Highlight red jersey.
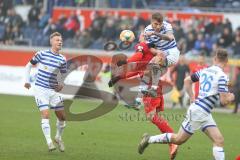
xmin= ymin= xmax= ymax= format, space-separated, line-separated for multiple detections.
xmin=123 ymin=42 xmax=154 ymax=79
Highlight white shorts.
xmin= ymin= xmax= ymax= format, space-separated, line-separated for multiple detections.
xmin=164 ymin=47 xmax=180 ymax=66
xmin=181 ymin=103 xmax=217 ymax=134
xmin=34 ymin=86 xmax=64 ymax=111
xmin=149 ymin=47 xmax=180 ymax=67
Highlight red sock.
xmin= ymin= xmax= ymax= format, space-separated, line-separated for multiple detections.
xmin=151 ymin=113 xmax=174 ymax=133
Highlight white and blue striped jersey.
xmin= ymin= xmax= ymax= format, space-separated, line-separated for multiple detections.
xmin=144 ymin=21 xmax=177 ymax=51
xmin=31 ymin=50 xmax=67 ymax=89
xmin=191 ymin=65 xmax=229 ymax=113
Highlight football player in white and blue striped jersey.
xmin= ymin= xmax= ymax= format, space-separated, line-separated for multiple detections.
xmin=138 ymin=49 xmax=235 ymax=160
xmin=24 ymin=32 xmax=67 ymax=152
xmin=141 ymin=12 xmax=180 ymax=97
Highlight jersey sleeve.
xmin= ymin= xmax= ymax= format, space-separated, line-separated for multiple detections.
xmin=30 ymin=51 xmax=42 ymax=65
xmin=191 ymin=71 xmax=200 ymax=82
xmin=218 ymin=75 xmax=229 ymax=93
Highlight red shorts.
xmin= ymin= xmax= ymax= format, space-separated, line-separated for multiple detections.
xmin=143 ymin=95 xmax=164 ymax=114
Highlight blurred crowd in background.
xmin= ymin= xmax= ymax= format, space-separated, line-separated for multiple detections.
xmin=5 ymin=0 xmax=239 ymax=11
xmin=0 ymin=0 xmax=240 ymax=58
xmin=0 ymin=0 xmax=239 ymax=61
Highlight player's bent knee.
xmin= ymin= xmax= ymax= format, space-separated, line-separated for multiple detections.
xmin=146 ymin=111 xmax=156 ymax=121
xmin=58 ymin=117 xmax=66 ymax=121
xmin=146 ymin=115 xmax=153 ymax=121
xmin=58 ymin=115 xmax=66 ymax=121
xmin=41 ymin=110 xmax=50 ymax=119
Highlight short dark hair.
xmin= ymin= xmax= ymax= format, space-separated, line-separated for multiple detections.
xmin=152 ymin=12 xmax=163 ymax=23
xmin=50 ymin=32 xmax=62 ymax=39
xmin=214 ymin=48 xmax=228 ymax=62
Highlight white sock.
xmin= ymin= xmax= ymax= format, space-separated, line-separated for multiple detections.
xmin=138 ymin=81 xmax=148 ymax=92
xmin=148 ymin=133 xmax=172 ymax=144
xmin=41 ymin=119 xmax=52 ymax=144
xmin=213 ymin=146 xmax=225 ymax=160
xmin=55 ymin=119 xmax=66 ymax=140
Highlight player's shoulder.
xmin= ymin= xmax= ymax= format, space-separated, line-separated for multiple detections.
xmin=33 ymin=50 xmax=46 ymax=58
xmin=39 ymin=49 xmax=51 ymax=55
xmin=163 ymin=20 xmax=171 ymax=25
xmin=35 ymin=50 xmax=44 ymax=55
xmin=163 ymin=21 xmax=172 ymax=27
xmin=218 ymin=70 xmax=228 ymax=80
xmin=162 ymin=21 xmax=173 ymax=32
xmin=144 ymin=24 xmax=154 ymax=32
xmin=207 ymin=65 xmax=228 ymax=79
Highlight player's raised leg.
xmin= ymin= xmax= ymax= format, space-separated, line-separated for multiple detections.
xmin=108 ymin=42 xmax=154 ymax=109
xmin=143 ymin=94 xmax=178 ymax=159
xmin=138 ymin=127 xmax=191 ymax=155
xmin=142 ymin=48 xmax=180 ymax=97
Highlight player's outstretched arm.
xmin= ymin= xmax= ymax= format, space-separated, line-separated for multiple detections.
xmin=184 ymin=76 xmax=195 ymax=103
xmin=153 ymin=31 xmax=174 ymax=41
xmin=24 ymin=62 xmax=33 ymax=89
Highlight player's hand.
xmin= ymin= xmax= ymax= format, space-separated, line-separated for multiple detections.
xmin=190 ymin=97 xmax=195 ymax=103
xmin=228 ymin=93 xmax=235 ymax=102
xmin=108 ymin=76 xmax=121 ymax=87
xmin=55 ymin=85 xmax=63 ymax=92
xmin=24 ymin=83 xmax=31 ymax=89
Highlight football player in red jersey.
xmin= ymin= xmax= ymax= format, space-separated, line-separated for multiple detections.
xmin=142 ymin=79 xmax=178 ymax=160
xmin=108 ymin=39 xmax=156 ymax=110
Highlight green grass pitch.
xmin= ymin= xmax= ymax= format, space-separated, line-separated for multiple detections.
xmin=0 ymin=94 xmax=239 ymax=160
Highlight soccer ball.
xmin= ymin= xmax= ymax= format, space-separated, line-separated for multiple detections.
xmin=119 ymin=30 xmax=135 ymax=43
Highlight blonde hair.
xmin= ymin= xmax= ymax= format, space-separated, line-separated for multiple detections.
xmin=50 ymin=32 xmax=62 ymax=39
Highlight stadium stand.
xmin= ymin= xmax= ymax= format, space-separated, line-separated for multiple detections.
xmin=0 ymin=0 xmax=240 ymax=58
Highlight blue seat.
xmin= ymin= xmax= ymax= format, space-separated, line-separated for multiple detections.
xmin=0 ymin=24 xmax=5 ymax=40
